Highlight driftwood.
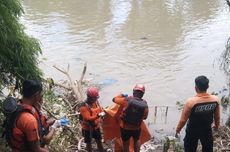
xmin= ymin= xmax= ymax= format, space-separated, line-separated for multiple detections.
xmin=53 ymin=63 xmax=86 ymax=102
xmin=53 ymin=65 xmax=80 ymax=101
xmin=40 ymin=64 xmax=88 ymax=151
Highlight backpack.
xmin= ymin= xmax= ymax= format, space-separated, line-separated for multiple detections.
xmin=122 ymin=97 xmax=147 ymax=125
xmin=1 ymin=97 xmax=44 ymax=149
xmin=79 ymin=102 xmax=87 ymax=123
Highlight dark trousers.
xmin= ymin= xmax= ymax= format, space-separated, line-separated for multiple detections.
xmin=184 ymin=132 xmax=213 ymax=152
xmin=82 ymin=128 xmax=102 ymax=144
xmin=120 ymin=128 xmax=141 ymax=141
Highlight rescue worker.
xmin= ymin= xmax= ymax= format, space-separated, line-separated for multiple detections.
xmin=79 ymin=87 xmax=105 ymax=152
xmin=176 ymin=75 xmax=220 ymax=152
xmin=112 ymin=84 xmax=149 ymax=152
xmin=7 ymin=80 xmax=68 ymax=152
xmin=11 ymin=80 xmax=49 ymax=152
xmin=33 ymin=102 xmax=56 ymax=147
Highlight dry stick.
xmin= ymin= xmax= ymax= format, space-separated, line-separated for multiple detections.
xmin=154 ymin=106 xmax=157 ymax=123
xmin=79 ymin=62 xmax=87 ymax=84
xmin=165 ymin=106 xmax=169 ymax=117
xmin=43 ymin=78 xmax=71 ymax=90
xmin=53 ymin=65 xmax=81 ymax=100
xmin=76 ymin=62 xmax=87 ymax=101
xmin=53 ymin=82 xmax=71 ymax=90
xmin=40 ymin=104 xmax=74 ymax=134
xmin=62 ymin=98 xmax=73 ymax=111
xmin=164 ymin=106 xmax=169 ymax=124
xmin=78 ymin=138 xmax=87 ymax=152
xmin=66 ymin=113 xmax=80 ymax=117
xmin=72 ymin=102 xmax=80 ymax=110
xmin=40 ymin=104 xmax=59 ymax=119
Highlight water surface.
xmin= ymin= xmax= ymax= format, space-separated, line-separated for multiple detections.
xmin=22 ymin=0 xmax=230 ymax=134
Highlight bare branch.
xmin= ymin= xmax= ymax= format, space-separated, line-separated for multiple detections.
xmin=79 ymin=62 xmax=87 ymax=84
xmin=40 ymin=104 xmax=59 ymax=120
xmin=78 ymin=138 xmax=87 ymax=152
xmin=53 ymin=64 xmax=84 ymax=102
xmin=53 ymin=65 xmax=68 ymax=75
xmin=53 ymin=82 xmax=71 ymax=90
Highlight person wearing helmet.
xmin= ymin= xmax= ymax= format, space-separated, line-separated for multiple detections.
xmin=112 ymin=84 xmax=149 ymax=152
xmin=79 ymin=87 xmax=104 ymax=152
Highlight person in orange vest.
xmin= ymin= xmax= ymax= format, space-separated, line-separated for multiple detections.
xmin=34 ymin=102 xmax=59 ymax=147
xmin=2 ymin=80 xmax=69 ymax=152
xmin=79 ymin=87 xmax=105 ymax=152
xmin=5 ymin=80 xmax=49 ymax=152
xmin=176 ymin=76 xmax=220 ymax=152
xmin=112 ymin=84 xmax=149 ymax=152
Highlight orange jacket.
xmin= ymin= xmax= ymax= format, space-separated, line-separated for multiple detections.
xmin=103 ymin=104 xmax=151 ymax=152
xmin=113 ymin=95 xmax=148 ymax=130
xmin=79 ymin=101 xmax=102 ymax=130
xmin=176 ymin=93 xmax=220 ymax=133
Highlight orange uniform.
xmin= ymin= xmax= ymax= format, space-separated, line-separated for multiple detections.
xmin=12 ymin=104 xmax=40 ymax=152
xmin=176 ymin=93 xmax=220 ymax=134
xmin=79 ymin=101 xmax=102 ymax=130
xmin=113 ymin=95 xmax=148 ymax=130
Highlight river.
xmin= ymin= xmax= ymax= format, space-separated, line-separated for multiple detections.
xmin=22 ymin=0 xmax=230 ymax=136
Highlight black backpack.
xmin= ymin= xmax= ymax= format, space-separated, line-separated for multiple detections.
xmin=122 ymin=97 xmax=147 ymax=125
xmin=1 ymin=97 xmax=27 ymax=143
xmin=1 ymin=97 xmax=44 ymax=146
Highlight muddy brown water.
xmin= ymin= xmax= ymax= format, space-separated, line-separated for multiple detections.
xmin=22 ymin=0 xmax=230 ymax=137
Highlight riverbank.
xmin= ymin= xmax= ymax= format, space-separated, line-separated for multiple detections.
xmin=141 ymin=126 xmax=230 ymax=152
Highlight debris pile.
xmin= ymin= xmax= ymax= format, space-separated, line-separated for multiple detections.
xmin=213 ymin=126 xmax=230 ymax=152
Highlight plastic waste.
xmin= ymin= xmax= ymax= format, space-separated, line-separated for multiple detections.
xmin=100 ymin=78 xmax=117 ymax=86
xmin=59 ymin=117 xmax=70 ymax=126
xmin=121 ymin=93 xmax=128 ymax=97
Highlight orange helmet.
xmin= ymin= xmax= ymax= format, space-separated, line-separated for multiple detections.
xmin=86 ymin=87 xmax=99 ymax=98
xmin=133 ymin=84 xmax=145 ymax=93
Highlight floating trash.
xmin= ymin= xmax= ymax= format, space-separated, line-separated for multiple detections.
xmin=99 ymin=78 xmax=117 ymax=86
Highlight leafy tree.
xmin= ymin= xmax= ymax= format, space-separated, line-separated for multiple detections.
xmin=0 ymin=0 xmax=42 ymax=91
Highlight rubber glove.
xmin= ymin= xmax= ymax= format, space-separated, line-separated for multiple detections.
xmin=51 ymin=118 xmax=69 ymax=129
xmin=121 ymin=93 xmax=128 ymax=97
xmin=98 ymin=111 xmax=105 ymax=117
xmin=59 ymin=117 xmax=70 ymax=126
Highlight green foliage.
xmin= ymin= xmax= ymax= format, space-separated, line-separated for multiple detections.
xmin=221 ymin=96 xmax=230 ymax=110
xmin=163 ymin=136 xmax=184 ymax=152
xmin=176 ymin=101 xmax=184 ymax=110
xmin=0 ymin=99 xmax=11 ymax=151
xmin=0 ymin=0 xmax=42 ymax=90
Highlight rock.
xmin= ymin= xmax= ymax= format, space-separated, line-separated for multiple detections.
xmin=226 ymin=115 xmax=230 ymax=126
